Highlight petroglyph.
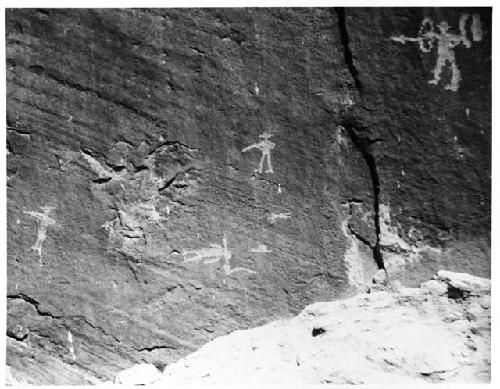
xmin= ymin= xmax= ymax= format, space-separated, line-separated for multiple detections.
xmin=182 ymin=235 xmax=231 ymax=264
xmin=242 ymin=131 xmax=275 ymax=174
xmin=182 ymin=234 xmax=256 ymax=275
xmin=23 ymin=205 xmax=56 ymax=264
xmin=250 ymin=244 xmax=272 ymax=253
xmin=391 ymin=14 xmax=483 ymax=91
xmin=68 ymin=330 xmax=76 ymax=362
xmin=471 ymin=14 xmax=483 ymax=42
xmin=268 ymin=212 xmax=291 ymax=224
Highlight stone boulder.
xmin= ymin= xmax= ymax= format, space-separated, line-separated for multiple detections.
xmin=153 ymin=271 xmax=490 ymax=385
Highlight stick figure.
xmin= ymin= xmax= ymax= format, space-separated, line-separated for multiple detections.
xmin=242 ymin=132 xmax=275 ymax=174
xmin=182 ymin=234 xmax=256 ymax=275
xmin=391 ymin=14 xmax=483 ymax=91
xmin=23 ymin=205 xmax=56 ymax=264
xmin=182 ymin=234 xmax=231 ymax=264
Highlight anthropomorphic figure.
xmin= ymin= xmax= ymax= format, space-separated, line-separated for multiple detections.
xmin=23 ymin=205 xmax=56 ymax=264
xmin=182 ymin=234 xmax=231 ymax=264
xmin=182 ymin=234 xmax=256 ymax=275
xmin=391 ymin=14 xmax=482 ymax=91
xmin=242 ymin=132 xmax=275 ymax=174
xmin=427 ymin=20 xmax=469 ymax=91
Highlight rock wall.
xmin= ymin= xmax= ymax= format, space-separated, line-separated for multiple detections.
xmin=342 ymin=7 xmax=491 ymax=284
xmin=6 ymin=8 xmax=491 ymax=384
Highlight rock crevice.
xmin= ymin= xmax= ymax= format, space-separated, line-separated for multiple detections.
xmin=333 ymin=7 xmax=363 ymax=92
xmin=341 ymin=120 xmax=385 ymax=271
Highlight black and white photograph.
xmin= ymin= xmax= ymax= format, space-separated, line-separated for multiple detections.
xmin=3 ymin=2 xmax=495 ymax=386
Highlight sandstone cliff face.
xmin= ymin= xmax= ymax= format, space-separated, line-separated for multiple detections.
xmin=6 ymin=8 xmax=490 ymax=383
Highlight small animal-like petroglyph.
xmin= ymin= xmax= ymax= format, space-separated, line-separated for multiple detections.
xmin=242 ymin=131 xmax=275 ymax=174
xmin=250 ymin=244 xmax=272 ymax=253
xmin=391 ymin=14 xmax=483 ymax=91
xmin=182 ymin=234 xmax=256 ymax=275
xmin=268 ymin=212 xmax=291 ymax=224
xmin=23 ymin=205 xmax=56 ymax=264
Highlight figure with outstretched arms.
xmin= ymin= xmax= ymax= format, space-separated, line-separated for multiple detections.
xmin=391 ymin=14 xmax=482 ymax=91
xmin=242 ymin=131 xmax=275 ymax=174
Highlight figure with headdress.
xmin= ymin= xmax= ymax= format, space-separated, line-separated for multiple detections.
xmin=391 ymin=14 xmax=483 ymax=91
xmin=242 ymin=131 xmax=275 ymax=174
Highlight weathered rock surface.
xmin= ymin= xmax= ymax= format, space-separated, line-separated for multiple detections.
xmin=6 ymin=8 xmax=490 ymax=384
xmin=343 ymin=8 xmax=491 ymax=283
xmin=146 ymin=271 xmax=490 ymax=385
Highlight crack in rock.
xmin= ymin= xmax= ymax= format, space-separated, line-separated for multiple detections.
xmin=136 ymin=345 xmax=177 ymax=352
xmin=339 ymin=121 xmax=385 ymax=271
xmin=7 ymin=294 xmax=122 ymax=344
xmin=333 ymin=8 xmax=363 ymax=93
xmin=329 ymin=9 xmax=383 ymax=272
xmin=7 ymin=331 xmax=29 ymax=342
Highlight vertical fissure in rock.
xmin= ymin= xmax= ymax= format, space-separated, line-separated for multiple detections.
xmin=332 ymin=7 xmax=363 ymax=93
xmin=343 ymin=124 xmax=385 ymax=271
xmin=329 ymin=8 xmax=384 ymax=271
